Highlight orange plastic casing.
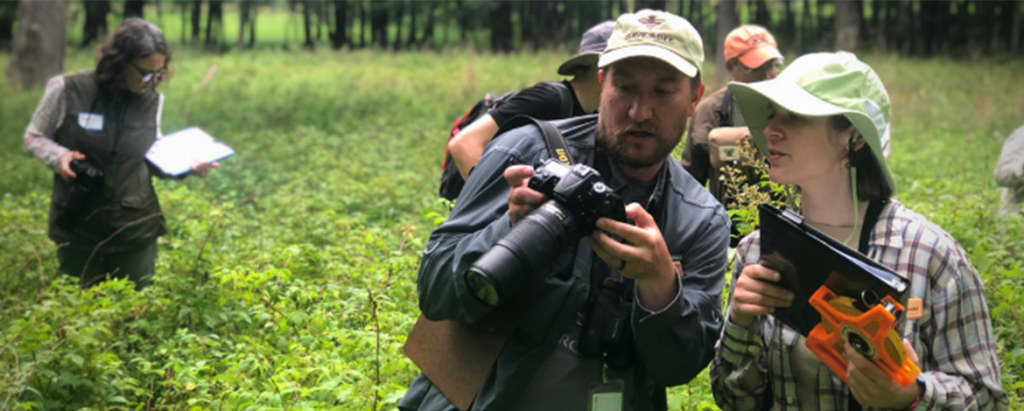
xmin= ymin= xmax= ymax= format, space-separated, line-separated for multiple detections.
xmin=805 ymin=285 xmax=921 ymax=387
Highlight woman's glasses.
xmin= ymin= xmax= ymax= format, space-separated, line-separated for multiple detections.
xmin=129 ymin=61 xmax=167 ymax=85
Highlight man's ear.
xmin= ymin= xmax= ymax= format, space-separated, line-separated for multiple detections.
xmin=597 ymin=69 xmax=605 ymax=84
xmin=689 ymin=81 xmax=706 ymax=117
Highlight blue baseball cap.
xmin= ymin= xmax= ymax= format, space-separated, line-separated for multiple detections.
xmin=558 ymin=21 xmax=616 ymax=76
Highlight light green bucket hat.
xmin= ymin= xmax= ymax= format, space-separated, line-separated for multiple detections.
xmin=727 ymin=52 xmax=895 ymax=193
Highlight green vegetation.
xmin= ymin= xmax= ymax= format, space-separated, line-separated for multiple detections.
xmin=1 ymin=48 xmax=1022 ymax=409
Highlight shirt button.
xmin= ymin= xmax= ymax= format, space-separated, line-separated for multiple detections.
xmin=786 ymin=396 xmax=795 ymax=404
xmin=747 ymin=345 xmax=759 ymax=354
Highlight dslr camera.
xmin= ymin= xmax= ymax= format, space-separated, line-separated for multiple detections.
xmin=55 ymin=160 xmax=104 ymax=230
xmin=465 ymin=159 xmax=627 ymax=306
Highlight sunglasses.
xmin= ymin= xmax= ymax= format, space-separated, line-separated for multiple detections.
xmin=129 ymin=61 xmax=167 ymax=84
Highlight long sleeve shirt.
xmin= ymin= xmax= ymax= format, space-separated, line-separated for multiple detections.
xmin=401 ymin=115 xmax=731 ymax=411
xmin=23 ymin=75 xmax=164 ymax=172
xmin=710 ymin=200 xmax=1009 ymax=411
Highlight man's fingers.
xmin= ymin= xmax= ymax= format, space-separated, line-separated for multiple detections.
xmin=503 ymin=165 xmax=534 ymax=187
xmin=623 ymin=202 xmax=655 ymax=228
xmin=589 ymin=230 xmax=640 ymax=262
xmin=509 ymin=186 xmax=545 ymax=207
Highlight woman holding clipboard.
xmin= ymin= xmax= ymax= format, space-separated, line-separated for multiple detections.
xmin=22 ymin=18 xmax=216 ymax=290
xmin=709 ymin=52 xmax=1008 ymax=411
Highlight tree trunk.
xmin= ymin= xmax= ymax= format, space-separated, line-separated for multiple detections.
xmin=834 ymin=0 xmax=860 ymax=51
xmin=1011 ymin=0 xmax=1022 ymax=54
xmin=249 ymin=4 xmax=257 ymax=48
xmin=0 ymin=2 xmax=17 ymax=48
xmin=82 ymin=0 xmax=110 ymax=47
xmin=371 ymin=1 xmax=387 ymax=48
xmin=124 ymin=0 xmax=144 ymax=18
xmin=206 ymin=0 xmax=222 ymax=47
xmin=519 ymin=1 xmax=533 ymax=52
xmin=238 ymin=1 xmax=247 ymax=51
xmin=457 ymin=0 xmax=468 ymax=47
xmin=754 ymin=0 xmax=771 ymax=28
xmin=191 ymin=0 xmax=202 ymax=42
xmin=636 ymin=0 xmax=666 ymax=10
xmin=420 ymin=1 xmax=435 ymax=50
xmin=715 ymin=0 xmax=739 ymax=86
xmin=358 ymin=0 xmax=366 ymax=48
xmin=332 ymin=0 xmax=346 ymax=49
xmin=7 ymin=0 xmax=67 ymax=90
xmin=782 ymin=0 xmax=795 ymax=49
xmin=302 ymin=0 xmax=313 ymax=48
xmin=393 ymin=1 xmax=405 ymax=51
xmin=490 ymin=1 xmax=512 ymax=53
xmin=406 ymin=0 xmax=418 ymax=49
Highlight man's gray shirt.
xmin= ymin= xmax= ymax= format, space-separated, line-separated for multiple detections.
xmin=400 ymin=115 xmax=730 ymax=411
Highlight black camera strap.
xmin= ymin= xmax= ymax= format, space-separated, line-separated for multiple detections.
xmin=526 ymin=118 xmax=574 ymax=166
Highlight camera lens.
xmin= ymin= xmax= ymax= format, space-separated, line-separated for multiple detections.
xmin=465 ymin=201 xmax=580 ymax=306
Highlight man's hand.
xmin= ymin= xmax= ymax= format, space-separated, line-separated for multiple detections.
xmin=504 ymin=165 xmax=546 ymax=226
xmin=845 ymin=340 xmax=922 ymax=409
xmin=728 ymin=264 xmax=794 ymax=328
xmin=58 ymin=151 xmax=86 ymax=182
xmin=189 ymin=160 xmax=220 ymax=177
xmin=588 ymin=203 xmax=677 ymax=310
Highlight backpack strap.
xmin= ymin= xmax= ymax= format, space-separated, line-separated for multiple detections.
xmin=718 ymin=88 xmax=733 ymax=128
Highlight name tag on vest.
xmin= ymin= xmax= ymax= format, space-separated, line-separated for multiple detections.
xmin=78 ymin=112 xmax=104 ymax=131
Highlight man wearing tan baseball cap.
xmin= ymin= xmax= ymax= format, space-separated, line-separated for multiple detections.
xmin=401 ymin=9 xmax=728 ymax=411
xmin=680 ymin=24 xmax=784 ymax=247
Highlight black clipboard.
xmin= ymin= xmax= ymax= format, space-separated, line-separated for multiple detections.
xmin=758 ymin=204 xmax=909 ymax=336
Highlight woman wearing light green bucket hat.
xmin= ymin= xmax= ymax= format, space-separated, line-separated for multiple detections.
xmin=709 ymin=52 xmax=1008 ymax=411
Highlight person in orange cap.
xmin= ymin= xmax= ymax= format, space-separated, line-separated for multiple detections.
xmin=680 ymin=24 xmax=784 ymax=247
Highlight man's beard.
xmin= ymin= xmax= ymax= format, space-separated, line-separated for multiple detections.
xmin=595 ymin=118 xmax=685 ymax=169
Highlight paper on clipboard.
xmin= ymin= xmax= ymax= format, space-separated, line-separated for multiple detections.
xmin=146 ymin=127 xmax=234 ymax=177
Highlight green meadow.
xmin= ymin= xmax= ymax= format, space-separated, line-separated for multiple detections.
xmin=1 ymin=45 xmax=1022 ymax=409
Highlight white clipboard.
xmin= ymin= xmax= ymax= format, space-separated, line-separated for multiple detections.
xmin=146 ymin=127 xmax=234 ymax=177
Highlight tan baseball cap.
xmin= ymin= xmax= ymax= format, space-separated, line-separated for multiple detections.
xmin=598 ymin=9 xmax=704 ymax=78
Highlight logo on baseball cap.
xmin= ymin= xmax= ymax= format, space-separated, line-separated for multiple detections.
xmin=724 ymin=25 xmax=782 ymax=69
xmin=598 ymin=10 xmax=704 ymax=78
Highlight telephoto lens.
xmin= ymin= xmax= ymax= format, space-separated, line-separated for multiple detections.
xmin=464 ymin=159 xmax=626 ymax=307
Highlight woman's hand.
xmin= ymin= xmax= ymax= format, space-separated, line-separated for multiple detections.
xmin=58 ymin=151 xmax=86 ymax=182
xmin=189 ymin=161 xmax=219 ymax=177
xmin=845 ymin=340 xmax=922 ymax=409
xmin=728 ymin=264 xmax=795 ymax=328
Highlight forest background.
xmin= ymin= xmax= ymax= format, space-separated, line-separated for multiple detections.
xmin=1 ymin=0 xmax=1022 ymax=410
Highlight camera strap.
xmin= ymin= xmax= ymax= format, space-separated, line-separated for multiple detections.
xmin=527 ymin=118 xmax=574 ymax=166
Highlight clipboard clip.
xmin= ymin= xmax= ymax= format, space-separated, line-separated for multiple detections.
xmin=781 ymin=208 xmax=804 ymax=225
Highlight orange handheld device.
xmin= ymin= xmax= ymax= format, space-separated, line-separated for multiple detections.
xmin=806 ymin=285 xmax=921 ymax=387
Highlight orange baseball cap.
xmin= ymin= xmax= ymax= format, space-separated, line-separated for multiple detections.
xmin=723 ymin=25 xmax=782 ymax=69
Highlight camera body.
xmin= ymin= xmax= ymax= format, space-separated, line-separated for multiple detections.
xmin=527 ymin=159 xmax=628 ymax=235
xmin=55 ymin=160 xmax=105 ymax=230
xmin=465 ymin=159 xmax=626 ymax=306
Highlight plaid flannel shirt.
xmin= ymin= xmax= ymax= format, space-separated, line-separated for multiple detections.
xmin=710 ymin=200 xmax=1009 ymax=411
xmin=23 ymin=75 xmax=164 ymax=172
